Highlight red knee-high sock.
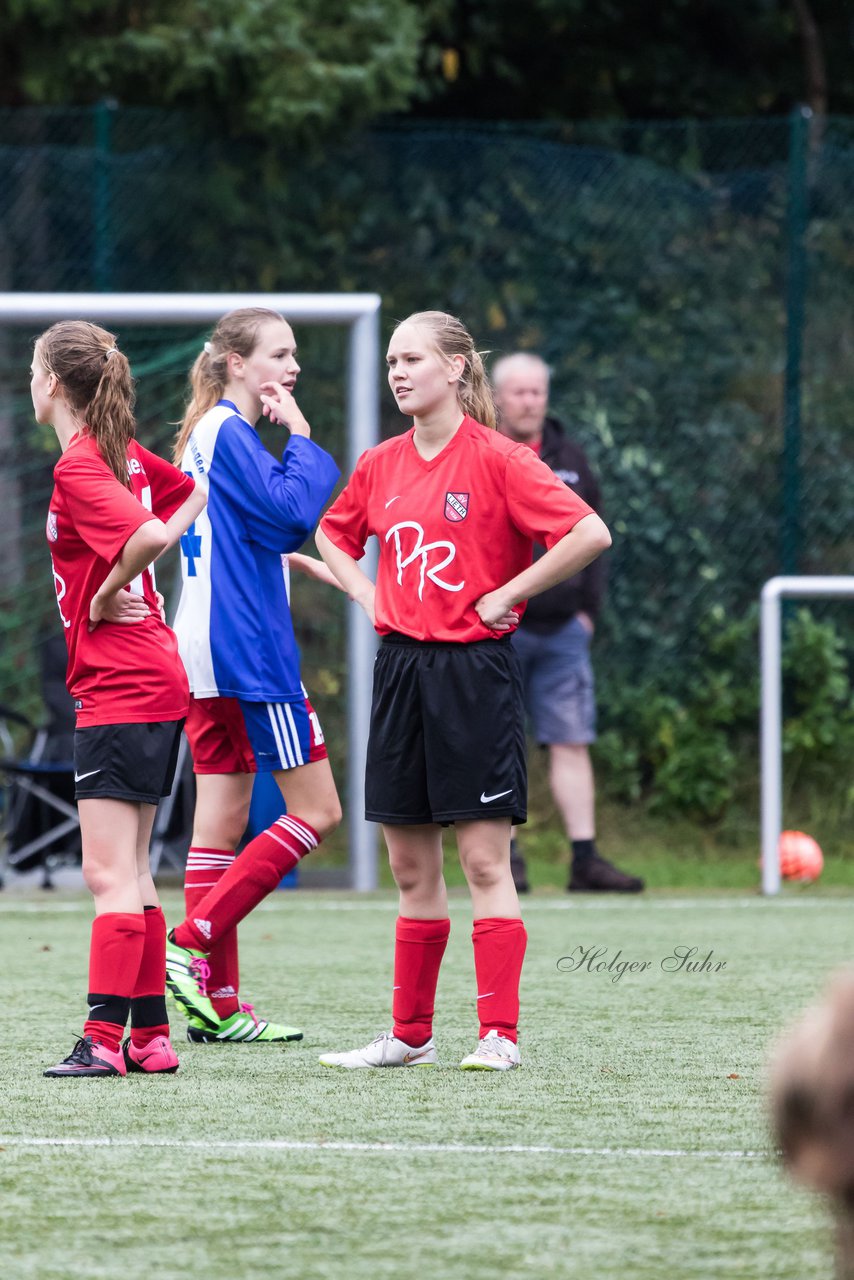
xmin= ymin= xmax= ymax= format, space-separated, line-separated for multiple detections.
xmin=392 ymin=916 xmax=451 ymax=1046
xmin=184 ymin=848 xmax=240 ymax=1018
xmin=84 ymin=912 xmax=146 ymax=1051
xmin=130 ymin=906 xmax=170 ymax=1048
xmin=174 ymin=816 xmax=319 ymax=952
xmin=472 ymin=917 xmax=528 ymax=1044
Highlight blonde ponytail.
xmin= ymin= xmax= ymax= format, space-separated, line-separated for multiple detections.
xmin=462 ymin=348 xmax=496 ymax=430
xmin=173 ymin=348 xmax=228 ymax=464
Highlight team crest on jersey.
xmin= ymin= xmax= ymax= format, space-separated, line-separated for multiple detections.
xmin=46 ymin=510 xmax=58 ymax=542
xmin=444 ymin=492 xmax=469 ymax=523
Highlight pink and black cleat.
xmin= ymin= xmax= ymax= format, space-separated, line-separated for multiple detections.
xmin=122 ymin=1035 xmax=180 ymax=1074
xmin=44 ymin=1035 xmax=127 ymax=1078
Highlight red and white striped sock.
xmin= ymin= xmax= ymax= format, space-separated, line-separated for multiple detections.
xmin=184 ymin=848 xmax=239 ymax=1018
xmin=174 ymin=816 xmax=319 ymax=953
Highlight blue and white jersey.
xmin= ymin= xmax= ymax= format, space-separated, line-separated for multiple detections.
xmin=173 ymin=399 xmax=340 ymax=701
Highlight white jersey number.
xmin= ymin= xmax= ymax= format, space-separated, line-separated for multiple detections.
xmin=130 ymin=485 xmax=155 ymax=596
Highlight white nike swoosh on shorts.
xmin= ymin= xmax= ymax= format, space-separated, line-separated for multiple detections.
xmin=480 ymin=789 xmax=513 ymax=804
xmin=74 ymin=769 xmax=102 ymax=783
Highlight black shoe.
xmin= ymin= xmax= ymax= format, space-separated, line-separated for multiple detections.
xmin=509 ymin=838 xmax=530 ymax=894
xmin=568 ymin=853 xmax=644 ymax=893
xmin=44 ymin=1034 xmax=127 ymax=1077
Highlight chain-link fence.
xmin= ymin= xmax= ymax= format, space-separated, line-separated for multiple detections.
xmin=2 ymin=108 xmax=852 ymax=824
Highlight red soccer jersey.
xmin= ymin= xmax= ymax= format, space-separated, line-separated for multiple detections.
xmin=320 ymin=415 xmax=594 ymax=642
xmin=48 ymin=433 xmax=195 ymax=726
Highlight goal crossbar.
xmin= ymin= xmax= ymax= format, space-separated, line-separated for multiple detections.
xmin=0 ymin=291 xmax=382 ymax=891
xmin=760 ymin=575 xmax=854 ymax=894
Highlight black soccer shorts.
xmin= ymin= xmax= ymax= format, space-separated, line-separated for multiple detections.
xmin=73 ymin=718 xmax=185 ymax=805
xmin=365 ymin=633 xmax=527 ymax=826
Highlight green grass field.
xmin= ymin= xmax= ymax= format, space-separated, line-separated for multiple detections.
xmin=0 ymin=886 xmax=846 ymax=1279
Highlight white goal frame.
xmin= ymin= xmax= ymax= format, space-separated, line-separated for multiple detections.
xmin=760 ymin=574 xmax=854 ymax=894
xmin=0 ymin=291 xmax=382 ymax=890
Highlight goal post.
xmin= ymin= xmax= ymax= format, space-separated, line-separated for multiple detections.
xmin=760 ymin=574 xmax=854 ymax=895
xmin=0 ymin=291 xmax=382 ymax=891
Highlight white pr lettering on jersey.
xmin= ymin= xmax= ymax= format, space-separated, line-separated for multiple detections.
xmin=385 ymin=521 xmax=465 ymax=600
xmin=51 ymin=556 xmax=71 ymax=629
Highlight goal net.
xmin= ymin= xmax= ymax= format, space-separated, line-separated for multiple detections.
xmin=0 ymin=292 xmax=381 ymax=889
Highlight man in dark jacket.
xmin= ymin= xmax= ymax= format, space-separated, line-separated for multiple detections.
xmin=493 ymin=353 xmax=643 ymax=893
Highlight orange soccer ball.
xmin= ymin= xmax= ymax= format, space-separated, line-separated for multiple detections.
xmin=779 ymin=830 xmax=824 ymax=882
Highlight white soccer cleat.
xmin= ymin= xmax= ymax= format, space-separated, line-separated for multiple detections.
xmin=459 ymin=1029 xmax=521 ymax=1071
xmin=318 ymin=1031 xmax=437 ymax=1069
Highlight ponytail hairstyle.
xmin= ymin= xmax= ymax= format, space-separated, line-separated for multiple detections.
xmin=397 ymin=310 xmax=496 ymax=429
xmin=35 ymin=321 xmax=136 ymax=487
xmin=173 ymin=306 xmax=286 ymax=464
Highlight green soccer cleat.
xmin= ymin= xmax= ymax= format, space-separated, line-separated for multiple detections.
xmin=186 ymin=1002 xmax=303 ymax=1043
xmin=165 ymin=932 xmax=219 ymax=1031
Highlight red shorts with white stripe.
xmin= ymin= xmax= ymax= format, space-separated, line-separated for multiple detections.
xmin=185 ymin=693 xmax=328 ymax=775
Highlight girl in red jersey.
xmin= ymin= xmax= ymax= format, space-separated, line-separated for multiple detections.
xmin=31 ymin=321 xmax=206 ymax=1078
xmin=315 ymin=311 xmax=611 ymax=1071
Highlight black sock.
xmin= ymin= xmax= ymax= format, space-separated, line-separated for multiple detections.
xmin=571 ymin=839 xmax=596 ymax=866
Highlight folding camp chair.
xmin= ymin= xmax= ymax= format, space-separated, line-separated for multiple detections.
xmin=0 ymin=635 xmax=80 ymax=889
xmin=0 ymin=704 xmax=80 ymax=888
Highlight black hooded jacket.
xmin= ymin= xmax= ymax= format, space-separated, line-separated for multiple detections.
xmin=518 ymin=416 xmax=606 ymax=634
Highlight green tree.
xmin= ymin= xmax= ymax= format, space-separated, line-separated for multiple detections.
xmin=0 ymin=0 xmax=424 ymax=137
xmin=3 ymin=1 xmax=850 ymax=132
xmin=414 ymin=0 xmax=852 ymax=122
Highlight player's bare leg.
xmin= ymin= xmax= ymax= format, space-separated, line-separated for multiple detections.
xmin=79 ymin=797 xmax=145 ymax=915
xmin=191 ymin=772 xmax=253 ymax=850
xmin=384 ymin=823 xmax=447 ymax=918
xmin=456 ymin=817 xmax=518 ymax=919
xmin=274 ymin=757 xmax=342 ymax=842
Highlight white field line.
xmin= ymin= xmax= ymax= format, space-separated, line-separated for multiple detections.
xmin=0 ymin=896 xmax=851 ymax=914
xmin=0 ymin=1135 xmax=772 ymax=1160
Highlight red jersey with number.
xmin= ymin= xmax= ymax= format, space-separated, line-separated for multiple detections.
xmin=48 ymin=433 xmax=195 ymax=726
xmin=319 ymin=415 xmax=594 ymax=642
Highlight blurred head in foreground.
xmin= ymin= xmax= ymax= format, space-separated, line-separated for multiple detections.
xmin=770 ymin=971 xmax=854 ymax=1279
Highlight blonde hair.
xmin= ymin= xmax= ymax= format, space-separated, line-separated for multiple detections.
xmin=395 ymin=311 xmax=496 ymax=429
xmin=173 ymin=307 xmax=285 ymax=464
xmin=35 ymin=321 xmax=135 ymax=487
